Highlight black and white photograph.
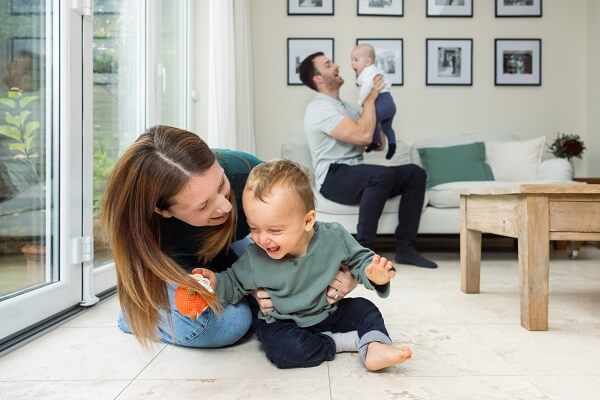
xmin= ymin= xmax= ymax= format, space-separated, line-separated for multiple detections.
xmin=287 ymin=38 xmax=334 ymax=85
xmin=426 ymin=38 xmax=472 ymax=85
xmin=288 ymin=0 xmax=334 ymax=15
xmin=357 ymin=0 xmax=404 ymax=16
xmin=10 ymin=0 xmax=44 ymax=14
xmin=496 ymin=0 xmax=542 ymax=17
xmin=495 ymin=39 xmax=541 ymax=86
xmin=356 ymin=38 xmax=403 ymax=85
xmin=427 ymin=0 xmax=473 ymax=17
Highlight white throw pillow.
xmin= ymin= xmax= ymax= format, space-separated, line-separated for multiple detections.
xmin=485 ymin=136 xmax=546 ymax=181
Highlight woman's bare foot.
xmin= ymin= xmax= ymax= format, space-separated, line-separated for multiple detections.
xmin=364 ymin=342 xmax=412 ymax=371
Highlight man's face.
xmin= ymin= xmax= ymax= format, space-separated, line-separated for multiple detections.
xmin=313 ymin=55 xmax=344 ymax=90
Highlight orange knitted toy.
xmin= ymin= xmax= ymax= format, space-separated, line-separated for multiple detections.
xmin=174 ymin=274 xmax=214 ymax=320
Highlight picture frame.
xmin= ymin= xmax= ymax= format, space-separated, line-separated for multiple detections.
xmin=427 ymin=0 xmax=473 ymax=17
xmin=288 ymin=0 xmax=334 ymax=15
xmin=356 ymin=39 xmax=403 ymax=86
xmin=287 ymin=38 xmax=334 ymax=86
xmin=357 ymin=0 xmax=403 ymax=17
xmin=10 ymin=37 xmax=45 ymax=61
xmin=426 ymin=38 xmax=472 ymax=86
xmin=495 ymin=0 xmax=542 ymax=17
xmin=10 ymin=0 xmax=45 ymax=15
xmin=495 ymin=39 xmax=541 ymax=86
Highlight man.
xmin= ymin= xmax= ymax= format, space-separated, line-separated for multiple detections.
xmin=300 ymin=52 xmax=436 ymax=269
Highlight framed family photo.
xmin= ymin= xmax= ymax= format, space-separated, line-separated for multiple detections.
xmin=495 ymin=39 xmax=541 ymax=86
xmin=426 ymin=38 xmax=472 ymax=86
xmin=357 ymin=0 xmax=403 ymax=17
xmin=288 ymin=0 xmax=334 ymax=15
xmin=495 ymin=0 xmax=542 ymax=17
xmin=287 ymin=38 xmax=334 ymax=85
xmin=427 ymin=0 xmax=473 ymax=17
xmin=356 ymin=38 xmax=403 ymax=85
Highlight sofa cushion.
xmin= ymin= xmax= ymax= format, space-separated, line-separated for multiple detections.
xmin=485 ymin=136 xmax=546 ymax=181
xmin=411 ymin=132 xmax=518 ymax=168
xmin=418 ymin=142 xmax=495 ymax=188
xmin=428 ymin=180 xmax=578 ymax=208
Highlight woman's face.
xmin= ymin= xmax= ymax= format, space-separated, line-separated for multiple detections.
xmin=155 ymin=161 xmax=232 ymax=227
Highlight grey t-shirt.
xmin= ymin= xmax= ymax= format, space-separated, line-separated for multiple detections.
xmin=304 ymin=93 xmax=364 ymax=189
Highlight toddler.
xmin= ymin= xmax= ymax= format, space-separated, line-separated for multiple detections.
xmin=351 ymin=43 xmax=397 ymax=159
xmin=196 ymin=159 xmax=412 ymax=370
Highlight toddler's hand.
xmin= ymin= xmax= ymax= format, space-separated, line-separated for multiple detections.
xmin=365 ymin=255 xmax=396 ymax=285
xmin=191 ymin=267 xmax=217 ymax=291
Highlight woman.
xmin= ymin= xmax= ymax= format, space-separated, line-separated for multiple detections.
xmin=103 ymin=126 xmax=356 ymax=348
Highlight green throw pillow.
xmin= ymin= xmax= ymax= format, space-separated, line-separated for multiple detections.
xmin=418 ymin=142 xmax=495 ymax=188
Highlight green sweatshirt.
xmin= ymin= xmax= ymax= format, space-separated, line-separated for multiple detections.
xmin=215 ymin=221 xmax=390 ymax=327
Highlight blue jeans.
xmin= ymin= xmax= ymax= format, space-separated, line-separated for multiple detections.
xmin=118 ymin=282 xmax=253 ymax=347
xmin=255 ymin=297 xmax=390 ymax=369
xmin=118 ymin=236 xmax=254 ymax=348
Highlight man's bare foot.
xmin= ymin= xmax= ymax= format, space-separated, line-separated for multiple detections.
xmin=364 ymin=342 xmax=412 ymax=371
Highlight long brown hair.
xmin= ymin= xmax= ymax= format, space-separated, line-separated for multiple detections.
xmin=102 ymin=126 xmax=232 ymax=346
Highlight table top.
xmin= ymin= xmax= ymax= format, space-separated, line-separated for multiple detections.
xmin=460 ymin=183 xmax=600 ymax=196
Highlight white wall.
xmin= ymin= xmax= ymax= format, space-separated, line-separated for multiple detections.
xmin=251 ymin=0 xmax=589 ymax=175
xmin=586 ymin=0 xmax=600 ymax=176
xmin=190 ymin=0 xmax=209 ymax=139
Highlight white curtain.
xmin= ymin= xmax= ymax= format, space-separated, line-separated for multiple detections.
xmin=207 ymin=0 xmax=255 ymax=153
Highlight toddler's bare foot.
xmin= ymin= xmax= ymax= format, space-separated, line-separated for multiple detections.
xmin=364 ymin=342 xmax=412 ymax=371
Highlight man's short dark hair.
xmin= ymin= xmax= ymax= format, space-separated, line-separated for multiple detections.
xmin=299 ymin=52 xmax=324 ymax=92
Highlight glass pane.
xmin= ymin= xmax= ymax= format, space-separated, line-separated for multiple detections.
xmin=157 ymin=0 xmax=185 ymax=127
xmin=0 ymin=2 xmax=54 ymax=297
xmin=93 ymin=1 xmax=143 ymax=266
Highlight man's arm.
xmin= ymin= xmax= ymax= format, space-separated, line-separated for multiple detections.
xmin=330 ymin=74 xmax=385 ymax=146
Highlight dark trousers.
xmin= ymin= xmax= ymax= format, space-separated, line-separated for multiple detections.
xmin=255 ymin=297 xmax=388 ymax=369
xmin=320 ymin=162 xmax=426 ymax=251
xmin=374 ymin=92 xmax=397 ymax=146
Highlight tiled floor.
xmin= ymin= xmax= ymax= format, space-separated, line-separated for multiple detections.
xmin=1 ymin=248 xmax=600 ymax=400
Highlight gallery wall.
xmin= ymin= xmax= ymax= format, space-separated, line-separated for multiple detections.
xmin=249 ymin=0 xmax=592 ymax=175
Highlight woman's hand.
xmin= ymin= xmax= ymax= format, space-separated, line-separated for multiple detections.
xmin=251 ymin=288 xmax=273 ymax=315
xmin=326 ymin=265 xmax=358 ymax=304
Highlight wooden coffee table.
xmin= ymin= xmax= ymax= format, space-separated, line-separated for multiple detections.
xmin=460 ymin=184 xmax=600 ymax=331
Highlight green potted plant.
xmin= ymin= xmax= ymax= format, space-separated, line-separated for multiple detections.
xmin=0 ymin=87 xmax=42 ymax=194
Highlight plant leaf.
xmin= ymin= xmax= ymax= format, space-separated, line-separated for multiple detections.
xmin=0 ymin=125 xmax=21 ymax=141
xmin=4 ymin=112 xmax=22 ymax=127
xmin=19 ymin=96 xmax=38 ymax=108
xmin=24 ymin=121 xmax=40 ymax=139
xmin=0 ymin=98 xmax=16 ymax=108
xmin=9 ymin=142 xmax=27 ymax=153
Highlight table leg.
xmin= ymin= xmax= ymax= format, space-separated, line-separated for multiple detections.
xmin=460 ymin=196 xmax=482 ymax=293
xmin=518 ymin=195 xmax=550 ymax=331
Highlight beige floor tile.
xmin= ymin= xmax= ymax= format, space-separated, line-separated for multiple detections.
xmin=328 ymin=324 xmax=517 ymax=378
xmin=116 ymin=378 xmax=331 ymax=400
xmin=62 ymin=296 xmax=121 ymax=328
xmin=0 ymin=327 xmax=164 ymax=380
xmin=526 ymin=375 xmax=600 ymax=400
xmin=330 ymin=376 xmax=550 ymax=400
xmin=138 ymin=337 xmax=328 ymax=380
xmin=0 ymin=380 xmax=129 ymax=400
xmin=468 ymin=324 xmax=600 ymax=376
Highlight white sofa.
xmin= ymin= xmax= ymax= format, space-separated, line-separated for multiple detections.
xmin=281 ymin=132 xmax=574 ymax=235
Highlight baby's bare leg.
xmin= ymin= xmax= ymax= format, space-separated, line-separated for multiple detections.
xmin=364 ymin=342 xmax=412 ymax=371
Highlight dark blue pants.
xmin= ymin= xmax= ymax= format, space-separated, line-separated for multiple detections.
xmin=255 ymin=297 xmax=388 ymax=369
xmin=320 ymin=163 xmax=426 ymax=251
xmin=373 ymin=92 xmax=397 ymax=147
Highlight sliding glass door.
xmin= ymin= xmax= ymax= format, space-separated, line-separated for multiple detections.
xmin=0 ymin=1 xmax=83 ymax=341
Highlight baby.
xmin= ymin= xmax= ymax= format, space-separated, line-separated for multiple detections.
xmin=196 ymin=159 xmax=412 ymax=371
xmin=351 ymin=43 xmax=397 ymax=159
